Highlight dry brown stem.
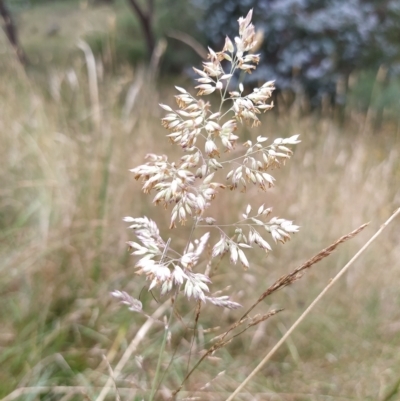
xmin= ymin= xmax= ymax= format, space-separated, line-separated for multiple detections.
xmin=170 ymin=222 xmax=368 ymax=399
xmin=220 ymin=222 xmax=369 ymax=341
xmin=227 ymin=208 xmax=400 ymax=401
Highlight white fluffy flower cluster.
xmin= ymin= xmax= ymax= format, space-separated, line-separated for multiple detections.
xmin=115 ymin=10 xmax=300 ymax=309
xmin=121 ymin=217 xmax=240 ymax=307
xmin=130 ymin=154 xmax=225 ymax=229
xmin=226 ymin=134 xmax=301 ymax=191
xmin=210 ymin=204 xmax=299 ymax=270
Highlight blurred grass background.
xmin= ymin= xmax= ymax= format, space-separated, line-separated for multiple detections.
xmin=1 ymin=1 xmax=400 ymax=400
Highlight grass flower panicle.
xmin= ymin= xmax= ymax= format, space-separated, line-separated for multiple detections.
xmin=114 ymin=9 xmax=301 ymax=310
xmin=2 ymin=5 xmax=399 ymax=401
xmin=114 ymin=11 xmax=300 ymax=309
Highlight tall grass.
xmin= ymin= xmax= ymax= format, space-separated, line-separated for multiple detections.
xmin=1 ymin=35 xmax=400 ymax=400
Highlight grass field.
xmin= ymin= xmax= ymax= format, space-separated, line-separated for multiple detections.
xmin=1 ymin=3 xmax=400 ymax=400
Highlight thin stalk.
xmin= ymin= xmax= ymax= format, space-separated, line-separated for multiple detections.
xmin=169 ymin=223 xmax=366 ymax=399
xmin=184 ymin=221 xmax=197 ymax=254
xmin=149 ymin=286 xmax=180 ymax=401
xmin=149 ymin=320 xmax=169 ymax=401
xmin=226 ymin=207 xmax=400 ymax=401
xmin=218 ymin=56 xmax=238 ymax=116
xmin=95 ymin=301 xmax=170 ymax=401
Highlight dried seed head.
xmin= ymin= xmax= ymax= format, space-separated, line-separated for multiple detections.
xmin=120 ymin=9 xmax=301 ymax=308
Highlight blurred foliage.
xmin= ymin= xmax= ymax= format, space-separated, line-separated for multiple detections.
xmin=7 ymin=0 xmax=400 ymax=112
xmin=346 ymin=67 xmax=400 ymax=121
xmin=194 ymin=0 xmax=400 ymax=105
xmin=85 ymin=0 xmax=205 ymax=74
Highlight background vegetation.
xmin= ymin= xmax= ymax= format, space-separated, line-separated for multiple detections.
xmin=199 ymin=0 xmax=400 ymax=104
xmin=1 ymin=1 xmax=400 ymax=400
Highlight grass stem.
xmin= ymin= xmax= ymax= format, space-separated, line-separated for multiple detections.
xmin=149 ymin=320 xmax=169 ymax=401
xmin=226 ymin=207 xmax=400 ymax=401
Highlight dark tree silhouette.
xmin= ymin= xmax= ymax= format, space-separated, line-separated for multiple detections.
xmin=0 ymin=0 xmax=27 ymax=64
xmin=126 ymin=0 xmax=155 ymax=59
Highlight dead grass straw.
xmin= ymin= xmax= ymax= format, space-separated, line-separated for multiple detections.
xmin=227 ymin=207 xmax=400 ymax=401
xmin=170 ymin=221 xmax=369 ymax=398
xmin=95 ymin=299 xmax=170 ymax=401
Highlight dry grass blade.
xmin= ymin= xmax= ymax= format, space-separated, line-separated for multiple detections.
xmin=226 ymin=221 xmax=369 ymax=335
xmin=224 ymin=309 xmax=283 ymax=342
xmin=95 ymin=300 xmax=170 ymax=401
xmin=209 ymin=222 xmax=370 ymax=348
xmin=77 ymin=40 xmax=101 ymax=131
xmin=265 ymin=223 xmax=368 ymax=290
xmin=169 ymin=222 xmax=368 ymax=399
xmin=226 ymin=208 xmax=400 ymax=401
xmin=102 ymin=355 xmax=121 ymax=401
xmin=170 ymin=309 xmax=283 ymax=399
xmin=167 ymin=30 xmax=208 ymax=59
